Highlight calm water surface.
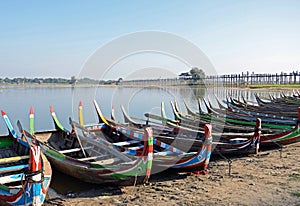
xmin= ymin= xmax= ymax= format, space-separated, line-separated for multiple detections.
xmin=0 ymin=85 xmax=289 ymax=133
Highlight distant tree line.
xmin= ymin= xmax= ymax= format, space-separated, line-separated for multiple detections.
xmin=0 ymin=68 xmax=206 ymax=86
xmin=0 ymin=76 xmax=129 ymax=86
xmin=178 ymin=67 xmax=206 ymax=85
xmin=0 ymin=77 xmax=75 ymax=84
xmin=0 ymin=76 xmax=103 ymax=85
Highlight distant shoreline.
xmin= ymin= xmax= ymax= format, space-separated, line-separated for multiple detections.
xmin=247 ymin=84 xmax=300 ymax=89
xmin=0 ymin=83 xmax=299 ymax=90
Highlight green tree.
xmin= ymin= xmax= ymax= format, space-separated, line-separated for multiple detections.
xmin=70 ymin=76 xmax=77 ymax=85
xmin=190 ymin=67 xmax=205 ymax=81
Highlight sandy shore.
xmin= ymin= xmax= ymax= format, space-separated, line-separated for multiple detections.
xmin=44 ymin=142 xmax=300 ymax=206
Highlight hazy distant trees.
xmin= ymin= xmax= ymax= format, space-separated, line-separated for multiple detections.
xmin=70 ymin=76 xmax=77 ymax=85
xmin=116 ymin=77 xmax=123 ymax=85
xmin=190 ymin=67 xmax=205 ymax=81
xmin=178 ymin=67 xmax=206 ymax=85
xmin=0 ymin=77 xmax=76 ymax=84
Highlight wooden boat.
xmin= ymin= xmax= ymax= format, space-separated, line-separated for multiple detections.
xmin=145 ymin=101 xmax=290 ymax=134
xmin=211 ymin=95 xmax=298 ymax=123
xmin=127 ymin=116 xmax=259 ymax=155
xmin=224 ymin=100 xmax=297 ymax=122
xmin=0 ymin=110 xmax=52 ymax=206
xmin=200 ymin=97 xmax=296 ymax=126
xmin=189 ymin=98 xmax=300 ymax=147
xmin=254 ymin=93 xmax=300 ymax=105
xmin=256 ymin=108 xmax=300 ymax=147
xmin=83 ymin=100 xmax=213 ymax=172
xmin=177 ymin=100 xmax=300 ymax=146
xmin=186 ymin=99 xmax=293 ymax=130
xmin=92 ymin=100 xmax=260 ymax=156
xmin=227 ymin=95 xmax=298 ymax=118
xmin=122 ymin=99 xmax=300 ymax=148
xmin=31 ymin=106 xmax=153 ymax=185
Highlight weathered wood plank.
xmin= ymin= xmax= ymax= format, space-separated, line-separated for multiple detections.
xmin=0 ymin=173 xmax=24 ymax=184
xmin=59 ymin=146 xmax=93 ymax=154
xmin=0 ymin=155 xmax=29 ymax=164
xmin=93 ymin=158 xmax=120 ymax=165
xmin=78 ymin=155 xmax=106 ymax=161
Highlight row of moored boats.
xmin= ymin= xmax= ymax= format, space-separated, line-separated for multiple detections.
xmin=1 ymin=93 xmax=300 ymax=205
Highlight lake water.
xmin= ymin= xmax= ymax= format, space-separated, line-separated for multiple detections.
xmin=0 ymin=85 xmax=290 ymax=196
xmin=0 ymin=85 xmax=290 ymax=134
xmin=0 ymin=87 xmax=290 ymax=134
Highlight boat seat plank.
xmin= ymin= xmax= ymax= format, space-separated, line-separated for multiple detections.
xmin=0 ymin=164 xmax=28 ymax=174
xmin=0 ymin=155 xmax=29 ymax=164
xmin=59 ymin=146 xmax=93 ymax=154
xmin=93 ymin=157 xmax=120 ymax=165
xmin=88 ymin=148 xmax=106 ymax=156
xmin=126 ymin=145 xmax=144 ymax=150
xmin=113 ymin=140 xmax=140 ymax=147
xmin=0 ymin=173 xmax=24 ymax=184
xmin=178 ymin=151 xmax=197 ymax=157
xmin=78 ymin=155 xmax=105 ymax=161
xmin=154 ymin=151 xmax=174 ymax=156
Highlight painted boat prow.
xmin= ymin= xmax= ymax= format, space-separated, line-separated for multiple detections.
xmin=49 ymin=106 xmax=68 ymax=132
xmin=0 ymin=114 xmax=52 ymax=206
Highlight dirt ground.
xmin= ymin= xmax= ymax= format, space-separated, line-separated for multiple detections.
xmin=45 ymin=142 xmax=300 ymax=206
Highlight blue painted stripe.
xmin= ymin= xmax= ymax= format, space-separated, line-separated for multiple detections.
xmin=174 ymin=148 xmax=207 ymax=168
xmin=3 ymin=173 xmax=24 ymax=181
xmin=0 ymin=164 xmax=28 ymax=173
xmin=123 ymin=150 xmax=137 ymax=156
xmin=32 ymin=182 xmax=43 ymax=203
xmin=0 ymin=188 xmax=11 ymax=196
xmin=3 ymin=115 xmax=18 ymax=138
xmin=17 ymin=139 xmax=30 ymax=148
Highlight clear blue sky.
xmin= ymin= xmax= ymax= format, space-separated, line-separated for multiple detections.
xmin=0 ymin=0 xmax=299 ymax=78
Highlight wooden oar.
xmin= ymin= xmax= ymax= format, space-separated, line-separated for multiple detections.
xmin=69 ymin=117 xmax=87 ymax=158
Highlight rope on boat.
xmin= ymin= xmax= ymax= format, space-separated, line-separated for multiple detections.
xmin=215 ymin=150 xmax=232 ymax=176
xmin=253 ymin=117 xmax=284 ymax=158
xmin=259 ymin=134 xmax=283 ymax=158
xmin=45 ymin=197 xmax=65 ymax=206
xmin=279 ymin=145 xmax=283 ymax=158
xmin=133 ymin=174 xmax=138 ymax=187
xmin=25 ymin=169 xmax=44 ymax=183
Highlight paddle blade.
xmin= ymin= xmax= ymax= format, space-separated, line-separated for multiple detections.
xmin=17 ymin=120 xmax=23 ymax=134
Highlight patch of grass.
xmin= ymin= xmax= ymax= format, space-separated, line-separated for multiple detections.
xmin=289 ymin=173 xmax=300 ymax=180
xmin=265 ymin=181 xmax=276 ymax=185
xmin=248 ymin=84 xmax=300 ymax=89
xmin=291 ymin=192 xmax=300 ymax=197
xmin=279 ymin=182 xmax=288 ymax=187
